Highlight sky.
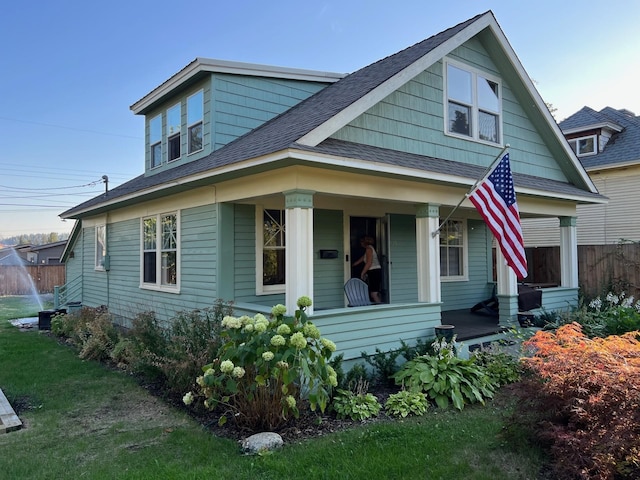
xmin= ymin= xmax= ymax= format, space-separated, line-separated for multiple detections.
xmin=1 ymin=0 xmax=639 ymax=239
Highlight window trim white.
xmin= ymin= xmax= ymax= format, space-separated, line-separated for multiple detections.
xmin=444 ymin=58 xmax=503 ymax=146
xmin=140 ymin=211 xmax=181 ymax=293
xmin=95 ymin=224 xmax=106 ymax=271
xmin=167 ymin=102 xmax=182 ymax=162
xmin=439 ymin=218 xmax=469 ymax=282
xmin=568 ymin=134 xmax=597 ymax=157
xmin=187 ymin=89 xmax=204 ymax=155
xmin=255 ymin=206 xmax=286 ymax=295
xmin=149 ymin=114 xmax=163 ymax=169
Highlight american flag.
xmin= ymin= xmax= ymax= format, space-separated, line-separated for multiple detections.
xmin=468 ymin=153 xmax=528 ymax=279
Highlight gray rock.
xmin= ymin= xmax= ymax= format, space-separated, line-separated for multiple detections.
xmin=240 ymin=432 xmax=284 ymax=454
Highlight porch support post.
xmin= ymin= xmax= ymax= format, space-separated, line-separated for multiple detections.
xmin=559 ymin=216 xmax=578 ymax=288
xmin=416 ymin=204 xmax=441 ymax=303
xmin=284 ymin=190 xmax=315 ymax=316
xmin=496 ymin=247 xmax=518 ymax=326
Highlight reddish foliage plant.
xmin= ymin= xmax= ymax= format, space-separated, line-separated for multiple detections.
xmin=522 ymin=323 xmax=640 ymax=480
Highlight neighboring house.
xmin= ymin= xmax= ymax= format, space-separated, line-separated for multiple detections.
xmin=523 ymin=106 xmax=640 ymax=247
xmin=25 ymin=241 xmax=67 ymax=265
xmin=59 ymin=11 xmax=605 ymax=361
xmin=0 ymin=245 xmax=32 ymax=266
xmin=0 ymin=241 xmax=67 ymax=266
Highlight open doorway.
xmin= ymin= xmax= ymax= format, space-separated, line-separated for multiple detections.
xmin=349 ymin=216 xmax=389 ymax=303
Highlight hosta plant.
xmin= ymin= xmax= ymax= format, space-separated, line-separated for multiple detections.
xmin=393 ymin=337 xmax=495 ymax=410
xmin=187 ymin=297 xmax=338 ymax=430
xmin=384 ymin=389 xmax=429 ymax=418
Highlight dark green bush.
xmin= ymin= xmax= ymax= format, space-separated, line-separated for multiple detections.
xmin=361 ymin=347 xmax=401 ymax=387
xmin=472 ymin=351 xmax=522 ymax=386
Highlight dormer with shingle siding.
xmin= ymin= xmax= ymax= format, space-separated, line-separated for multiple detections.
xmin=559 ymin=106 xmax=640 ymax=169
xmin=130 ymin=59 xmax=344 ymax=176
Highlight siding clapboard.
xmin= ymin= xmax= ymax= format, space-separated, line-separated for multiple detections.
xmin=313 ymin=209 xmax=344 ymax=309
xmin=332 ymin=37 xmax=566 ymax=182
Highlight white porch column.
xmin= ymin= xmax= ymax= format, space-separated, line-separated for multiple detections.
xmin=496 ymin=247 xmax=518 ymax=326
xmin=559 ymin=216 xmax=578 ymax=288
xmin=416 ymin=204 xmax=441 ymax=303
xmin=284 ymin=190 xmax=314 ymax=316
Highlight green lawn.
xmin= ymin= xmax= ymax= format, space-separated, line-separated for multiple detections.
xmin=0 ymin=296 xmax=546 ymax=479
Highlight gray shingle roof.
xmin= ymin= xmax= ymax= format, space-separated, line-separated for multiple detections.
xmin=62 ymin=11 xmax=602 ymax=218
xmin=61 ymin=13 xmax=485 ymax=218
xmin=559 ymin=106 xmax=640 ymax=169
xmin=297 ymin=138 xmax=605 ymax=201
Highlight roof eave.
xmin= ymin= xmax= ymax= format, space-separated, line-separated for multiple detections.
xmin=130 ymin=58 xmax=346 ymax=115
xmin=562 ymin=122 xmax=624 ymax=135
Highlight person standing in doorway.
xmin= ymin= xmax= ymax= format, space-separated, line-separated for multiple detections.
xmin=353 ymin=236 xmax=382 ymax=303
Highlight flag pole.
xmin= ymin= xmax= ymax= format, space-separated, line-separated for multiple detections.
xmin=431 ymin=144 xmax=510 ymax=238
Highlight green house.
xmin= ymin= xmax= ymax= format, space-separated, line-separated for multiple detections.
xmin=59 ymin=11 xmax=605 ymax=361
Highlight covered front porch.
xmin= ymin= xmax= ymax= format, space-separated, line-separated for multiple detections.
xmin=236 ymin=283 xmax=574 ymax=362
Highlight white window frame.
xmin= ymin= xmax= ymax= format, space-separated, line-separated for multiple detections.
xmin=568 ymin=135 xmax=597 ymax=157
xmin=444 ymin=58 xmax=503 ymax=146
xmin=140 ymin=211 xmax=181 ymax=293
xmin=439 ymin=218 xmax=468 ymax=282
xmin=187 ymin=90 xmax=204 ymax=155
xmin=149 ymin=114 xmax=163 ymax=168
xmin=167 ymin=103 xmax=181 ymax=162
xmin=255 ymin=206 xmax=286 ymax=295
xmin=95 ymin=224 xmax=106 ymax=270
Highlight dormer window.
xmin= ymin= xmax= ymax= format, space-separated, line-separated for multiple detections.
xmin=167 ymin=104 xmax=181 ymax=162
xmin=445 ymin=60 xmax=502 ymax=145
xmin=187 ymin=90 xmax=203 ymax=154
xmin=568 ymin=135 xmax=597 ymax=157
xmin=150 ymin=114 xmax=162 ymax=168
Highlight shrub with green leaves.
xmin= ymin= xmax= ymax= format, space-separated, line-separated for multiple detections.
xmin=393 ymin=337 xmax=495 ymax=410
xmin=361 ymin=347 xmax=401 ymax=387
xmin=588 ymin=292 xmax=640 ymax=336
xmin=384 ymin=390 xmax=429 ymax=418
xmin=398 ymin=336 xmax=436 ymax=360
xmin=188 ymin=297 xmax=337 ymax=430
xmin=472 ymin=350 xmax=522 ymax=387
xmin=332 ymin=378 xmax=381 ymax=421
xmin=161 ymin=302 xmax=233 ymax=394
xmin=49 ymin=306 xmax=117 ymax=361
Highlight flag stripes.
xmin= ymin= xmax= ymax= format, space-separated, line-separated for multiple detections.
xmin=468 ymin=153 xmax=527 ymax=279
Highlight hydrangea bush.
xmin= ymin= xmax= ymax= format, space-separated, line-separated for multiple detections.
xmin=186 ymin=297 xmax=338 ymax=430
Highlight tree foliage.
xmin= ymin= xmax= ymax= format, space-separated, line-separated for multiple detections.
xmin=521 ymin=323 xmax=640 ymax=479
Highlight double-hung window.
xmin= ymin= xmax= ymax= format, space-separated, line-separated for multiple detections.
xmin=445 ymin=60 xmax=502 ymax=145
xmin=187 ymin=90 xmax=203 ymax=154
xmin=568 ymin=135 xmax=597 ymax=156
xmin=167 ymin=103 xmax=181 ymax=162
xmin=439 ymin=219 xmax=467 ymax=280
xmin=95 ymin=224 xmax=106 ymax=270
xmin=149 ymin=114 xmax=162 ymax=168
xmin=142 ymin=212 xmax=179 ymax=290
xmin=256 ymin=207 xmax=286 ymax=294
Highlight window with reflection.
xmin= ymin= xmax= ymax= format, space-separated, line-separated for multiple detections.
xmin=187 ymin=90 xmax=203 ymax=154
xmin=167 ymin=104 xmax=181 ymax=161
xmin=262 ymin=209 xmax=285 ymax=287
xmin=142 ymin=212 xmax=179 ymax=289
xmin=439 ymin=219 xmax=466 ymax=279
xmin=446 ymin=62 xmax=501 ymax=145
xmin=150 ymin=114 xmax=162 ymax=168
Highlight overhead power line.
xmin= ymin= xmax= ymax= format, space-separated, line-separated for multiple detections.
xmin=0 ymin=116 xmax=143 ymax=140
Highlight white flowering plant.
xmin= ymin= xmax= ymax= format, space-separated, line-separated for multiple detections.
xmin=187 ymin=296 xmax=338 ymax=430
xmin=585 ymin=291 xmax=640 ymax=336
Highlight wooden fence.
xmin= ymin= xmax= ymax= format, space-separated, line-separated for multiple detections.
xmin=0 ymin=265 xmax=66 ymax=295
xmin=526 ymin=244 xmax=640 ymax=299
